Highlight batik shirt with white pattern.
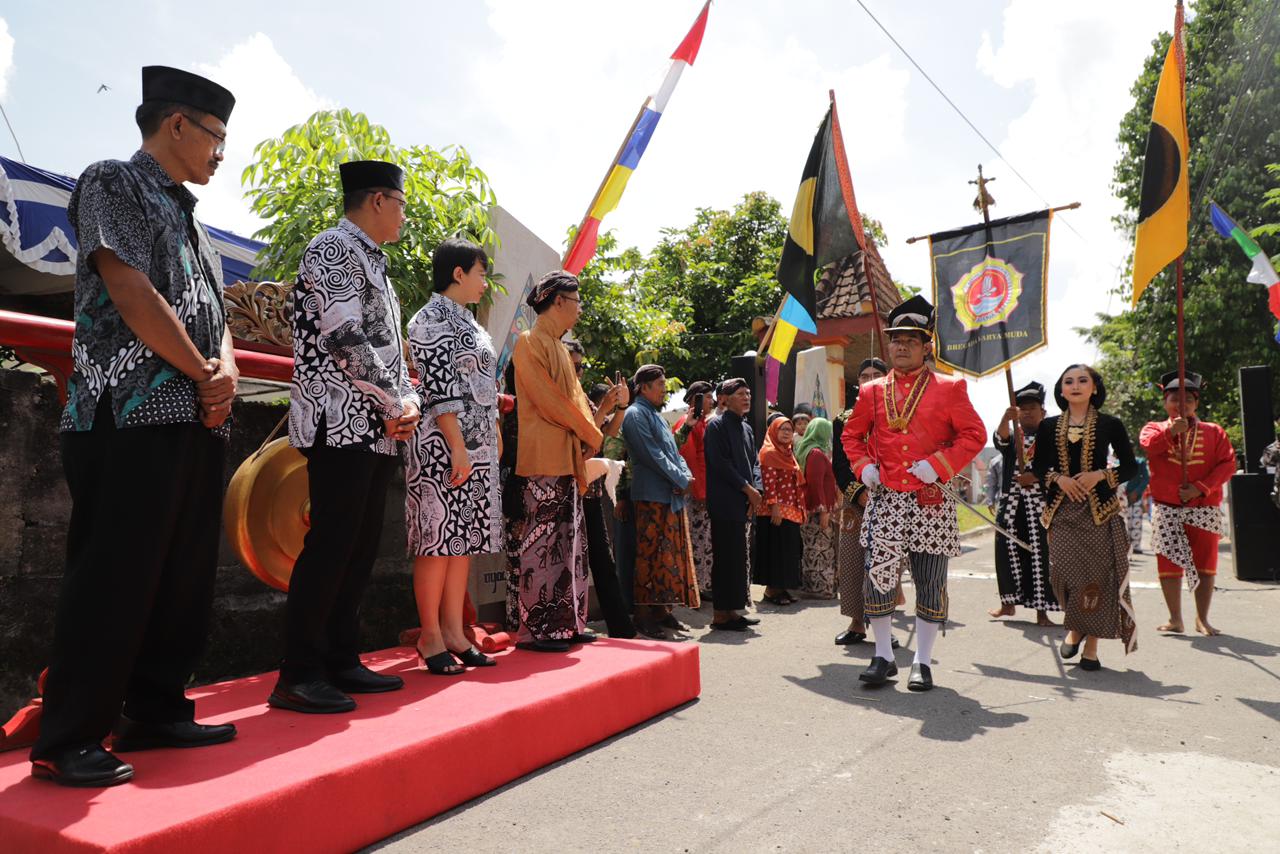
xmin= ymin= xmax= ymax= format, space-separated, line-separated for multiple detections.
xmin=288 ymin=218 xmax=419 ymax=456
xmin=60 ymin=150 xmax=228 ymax=436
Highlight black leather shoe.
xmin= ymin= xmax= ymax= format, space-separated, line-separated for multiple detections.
xmin=737 ymin=614 xmax=761 ymax=626
xmin=634 ymin=622 xmax=666 ymax=639
xmin=891 ymin=636 xmax=901 ymax=650
xmin=1060 ymin=637 xmax=1082 ymax=659
xmin=112 ymin=717 xmax=237 ymax=751
xmin=709 ymin=619 xmax=748 ymax=631
xmin=268 ymin=679 xmax=356 ymax=714
xmin=569 ymin=631 xmax=599 ymax=644
xmin=859 ymin=656 xmax=898 ymax=685
xmin=835 ymin=630 xmax=866 ymax=646
xmin=31 ymin=745 xmax=133 ymax=787
xmin=908 ymin=663 xmax=934 ymax=692
xmin=329 ymin=664 xmax=404 ymax=694
xmin=1078 ymin=657 xmax=1102 ymax=671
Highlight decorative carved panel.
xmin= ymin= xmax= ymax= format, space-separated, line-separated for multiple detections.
xmin=224 ymin=281 xmax=293 ymax=348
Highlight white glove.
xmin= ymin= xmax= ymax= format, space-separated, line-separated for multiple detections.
xmin=860 ymin=464 xmax=881 ymax=488
xmin=909 ymin=460 xmax=940 ymax=484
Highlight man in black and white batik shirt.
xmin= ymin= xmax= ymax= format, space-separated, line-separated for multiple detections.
xmin=272 ymin=160 xmax=421 ymax=714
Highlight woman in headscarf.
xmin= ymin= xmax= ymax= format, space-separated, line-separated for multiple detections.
xmin=1032 ymin=364 xmax=1139 ymax=670
xmin=753 ymin=416 xmax=806 ymax=606
xmin=796 ymin=417 xmax=838 ymax=598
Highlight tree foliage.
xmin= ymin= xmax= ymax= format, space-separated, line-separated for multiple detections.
xmin=242 ymin=109 xmax=498 ymax=315
xmin=571 ymin=229 xmax=689 ymax=386
xmin=1087 ymin=0 xmax=1280 ymax=439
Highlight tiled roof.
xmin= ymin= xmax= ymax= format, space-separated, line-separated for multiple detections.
xmin=814 ymin=239 xmax=900 ymax=321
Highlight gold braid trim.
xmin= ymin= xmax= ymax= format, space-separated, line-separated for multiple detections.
xmin=1042 ymin=407 xmax=1120 ymax=528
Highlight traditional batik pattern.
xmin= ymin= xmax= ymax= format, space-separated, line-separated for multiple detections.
xmin=800 ymin=518 xmax=837 ymax=598
xmin=405 ymin=293 xmax=501 ymax=556
xmin=1125 ymin=501 xmax=1146 ymax=552
xmin=860 ymin=487 xmax=959 ymax=595
xmin=687 ymin=498 xmax=714 ymax=594
xmin=61 ymin=151 xmax=227 ymax=435
xmin=1048 ymin=499 xmax=1137 ymax=654
xmin=507 ymin=475 xmax=589 ymax=641
xmin=998 ymin=486 xmax=1058 ymax=611
xmin=1152 ymin=503 xmax=1226 ymax=592
xmin=289 ymin=218 xmax=418 ymax=456
xmin=633 ymin=501 xmax=700 ymax=607
xmin=836 ymin=501 xmax=867 ymax=621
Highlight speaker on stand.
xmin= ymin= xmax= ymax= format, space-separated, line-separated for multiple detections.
xmin=1229 ymin=366 xmax=1279 ymax=582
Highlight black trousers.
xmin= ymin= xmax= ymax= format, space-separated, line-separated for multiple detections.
xmin=710 ymin=516 xmax=750 ymax=611
xmin=583 ymin=496 xmax=634 ymax=636
xmin=281 ymin=433 xmax=397 ymax=683
xmin=33 ymin=402 xmax=224 ymax=760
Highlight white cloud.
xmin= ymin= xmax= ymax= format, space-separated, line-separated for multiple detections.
xmin=193 ymin=33 xmax=332 ymax=238
xmin=0 ymin=18 xmax=14 ymax=103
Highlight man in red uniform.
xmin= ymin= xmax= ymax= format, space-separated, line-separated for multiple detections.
xmin=1139 ymin=370 xmax=1236 ymax=636
xmin=842 ymin=296 xmax=986 ymax=690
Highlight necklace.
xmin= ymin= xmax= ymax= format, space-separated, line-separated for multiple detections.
xmin=884 ymin=369 xmax=931 ymax=432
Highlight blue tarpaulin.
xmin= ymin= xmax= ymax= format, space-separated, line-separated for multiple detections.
xmin=0 ymin=155 xmax=264 ymax=293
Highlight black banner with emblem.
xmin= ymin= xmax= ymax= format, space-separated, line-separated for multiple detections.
xmin=929 ymin=209 xmax=1051 ymax=377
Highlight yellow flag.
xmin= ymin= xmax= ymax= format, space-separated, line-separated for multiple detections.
xmin=1132 ymin=27 xmax=1189 ymax=306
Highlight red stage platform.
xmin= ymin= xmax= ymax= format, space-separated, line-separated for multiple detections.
xmin=0 ymin=641 xmax=699 ymax=853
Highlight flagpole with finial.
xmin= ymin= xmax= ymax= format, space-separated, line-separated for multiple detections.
xmin=1173 ymin=0 xmax=1190 ymax=489
xmin=969 ymin=165 xmax=1028 ymax=473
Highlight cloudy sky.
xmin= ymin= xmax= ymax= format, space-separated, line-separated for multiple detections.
xmin=0 ymin=0 xmax=1174 ymax=421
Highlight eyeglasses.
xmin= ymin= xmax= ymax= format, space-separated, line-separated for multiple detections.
xmin=378 ymin=192 xmax=407 ymax=209
xmin=559 ymin=295 xmax=581 ymax=304
xmin=181 ymin=113 xmax=226 ymax=154
xmin=573 ymin=363 xmax=585 ymax=374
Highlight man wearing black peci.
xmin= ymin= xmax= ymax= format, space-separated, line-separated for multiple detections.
xmin=272 ymin=160 xmax=421 ymax=713
xmin=31 ymin=66 xmax=240 ymax=787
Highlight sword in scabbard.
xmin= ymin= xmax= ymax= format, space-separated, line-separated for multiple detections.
xmin=935 ymin=479 xmax=1035 ymax=553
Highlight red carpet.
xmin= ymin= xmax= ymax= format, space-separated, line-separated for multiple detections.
xmin=0 ymin=640 xmax=699 ymax=853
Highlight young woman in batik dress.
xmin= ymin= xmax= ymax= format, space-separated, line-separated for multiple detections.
xmin=405 ymin=239 xmax=502 ymax=676
xmin=1033 ymin=364 xmax=1139 ymax=671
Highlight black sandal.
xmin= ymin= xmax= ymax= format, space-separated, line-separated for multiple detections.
xmin=762 ymin=592 xmax=791 ymax=606
xmin=449 ymin=646 xmax=496 ymax=667
xmin=420 ymin=649 xmax=464 ymax=675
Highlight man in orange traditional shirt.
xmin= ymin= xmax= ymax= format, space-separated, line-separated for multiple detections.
xmin=1139 ymin=370 xmax=1236 ymax=636
xmin=842 ymin=296 xmax=986 ymax=691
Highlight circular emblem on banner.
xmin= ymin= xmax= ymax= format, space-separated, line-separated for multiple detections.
xmin=950 ymin=257 xmax=1023 ymax=331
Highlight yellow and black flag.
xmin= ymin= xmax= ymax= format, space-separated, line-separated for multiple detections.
xmin=776 ymin=104 xmax=863 ymax=347
xmin=1132 ymin=2 xmax=1189 ymax=306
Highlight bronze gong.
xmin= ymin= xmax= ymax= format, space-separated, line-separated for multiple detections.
xmin=223 ymin=437 xmax=310 ymax=591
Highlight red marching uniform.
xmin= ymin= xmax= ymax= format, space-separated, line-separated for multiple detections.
xmin=842 ymin=367 xmax=987 ymax=494
xmin=1139 ymin=419 xmax=1235 ymax=580
xmin=840 ymin=365 xmax=986 ymax=624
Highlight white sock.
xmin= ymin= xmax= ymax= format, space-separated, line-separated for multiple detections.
xmin=870 ymin=616 xmax=894 ymax=660
xmin=914 ymin=617 xmax=939 ymax=666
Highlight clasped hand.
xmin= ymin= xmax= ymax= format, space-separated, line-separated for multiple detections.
xmin=1058 ymin=470 xmax=1104 ymax=501
xmin=198 ymin=358 xmax=237 ymax=428
xmin=384 ymin=399 xmax=420 ymax=442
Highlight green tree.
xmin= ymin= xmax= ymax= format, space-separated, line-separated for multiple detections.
xmin=571 ymin=229 xmax=688 ymax=387
xmin=242 ymin=109 xmax=498 ymax=315
xmin=1087 ymin=0 xmax=1280 ymax=439
xmin=636 ymin=191 xmax=790 ymax=385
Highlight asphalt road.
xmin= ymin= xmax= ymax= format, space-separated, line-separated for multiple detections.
xmin=372 ymin=530 xmax=1280 ymax=853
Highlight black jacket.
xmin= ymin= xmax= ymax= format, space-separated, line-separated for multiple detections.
xmin=705 ymin=410 xmax=762 ymax=523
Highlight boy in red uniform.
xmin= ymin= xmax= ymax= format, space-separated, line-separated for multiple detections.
xmin=842 ymin=296 xmax=986 ymax=690
xmin=1139 ymin=370 xmax=1236 ymax=636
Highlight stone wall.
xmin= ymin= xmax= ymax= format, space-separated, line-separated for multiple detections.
xmin=0 ymin=368 xmax=421 ymax=720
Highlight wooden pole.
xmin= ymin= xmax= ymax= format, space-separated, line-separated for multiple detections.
xmin=1174 ymin=0 xmax=1190 ymax=489
xmin=903 ymin=201 xmax=1080 ymax=244
xmin=970 ymin=165 xmax=1027 ymax=472
xmin=560 ymin=100 xmax=651 ymax=269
